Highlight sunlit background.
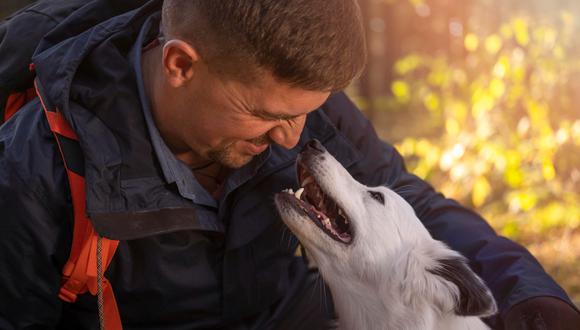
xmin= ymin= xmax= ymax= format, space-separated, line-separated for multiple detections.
xmin=2 ymin=0 xmax=579 ymax=305
xmin=349 ymin=0 xmax=580 ymax=305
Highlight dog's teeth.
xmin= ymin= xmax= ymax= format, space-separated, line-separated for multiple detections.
xmin=302 ymin=176 xmax=314 ymax=187
xmin=338 ymin=209 xmax=349 ymax=223
xmin=295 ymin=188 xmax=305 ymax=200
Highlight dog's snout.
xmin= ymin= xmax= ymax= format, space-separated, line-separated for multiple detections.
xmin=303 ymin=139 xmax=326 ymax=154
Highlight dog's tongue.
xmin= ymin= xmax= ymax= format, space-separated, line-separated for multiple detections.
xmin=303 ymin=178 xmax=325 ymax=212
xmin=296 ymin=162 xmax=352 ymax=243
xmin=302 ymin=176 xmax=351 ymax=238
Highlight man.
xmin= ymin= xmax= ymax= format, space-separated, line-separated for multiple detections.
xmin=0 ymin=0 xmax=578 ymax=329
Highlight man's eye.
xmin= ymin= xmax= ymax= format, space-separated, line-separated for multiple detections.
xmin=368 ymin=191 xmax=385 ymax=204
xmin=256 ymin=115 xmax=279 ymax=122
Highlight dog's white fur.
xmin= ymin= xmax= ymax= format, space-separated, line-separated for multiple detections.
xmin=275 ymin=146 xmax=497 ymax=330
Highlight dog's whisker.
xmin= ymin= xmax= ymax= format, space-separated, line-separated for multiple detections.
xmin=287 ymin=234 xmax=294 ymax=251
xmin=308 ymin=271 xmax=320 ymax=305
xmin=280 ymin=227 xmax=295 ymax=251
xmin=279 ymin=227 xmax=286 ymax=243
xmin=315 ymin=273 xmax=329 ymax=314
xmin=321 ymin=279 xmax=331 ymax=315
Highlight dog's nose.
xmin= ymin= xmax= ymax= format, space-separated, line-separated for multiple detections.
xmin=303 ymin=139 xmax=326 ymax=154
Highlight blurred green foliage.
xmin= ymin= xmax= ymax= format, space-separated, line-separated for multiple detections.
xmin=350 ymin=0 xmax=580 ymax=304
xmin=368 ymin=14 xmax=580 ymax=240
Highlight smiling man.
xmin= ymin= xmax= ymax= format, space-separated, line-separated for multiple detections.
xmin=0 ymin=0 xmax=579 ymax=329
xmin=140 ymin=1 xmax=356 ymax=195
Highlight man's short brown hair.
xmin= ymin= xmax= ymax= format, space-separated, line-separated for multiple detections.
xmin=162 ymin=0 xmax=366 ymax=91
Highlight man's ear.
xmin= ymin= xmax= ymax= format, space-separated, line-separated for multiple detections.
xmin=428 ymin=256 xmax=498 ymax=317
xmin=162 ymin=39 xmax=199 ymax=87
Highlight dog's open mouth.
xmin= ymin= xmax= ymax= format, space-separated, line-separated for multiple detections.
xmin=281 ymin=162 xmax=353 ymax=244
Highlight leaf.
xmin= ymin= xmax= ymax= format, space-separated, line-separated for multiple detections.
xmin=513 ymin=18 xmax=530 ymax=46
xmin=490 ymin=78 xmax=506 ymax=98
xmin=423 ymin=92 xmax=440 ymax=112
xmin=445 ymin=118 xmax=460 ymax=136
xmin=501 ymin=221 xmax=519 ymax=239
xmin=391 ymin=80 xmax=411 ymax=104
xmin=542 ymin=159 xmax=556 ymax=181
xmin=472 ymin=91 xmax=494 ymax=118
xmin=500 ymin=24 xmax=513 ymax=39
xmin=394 ymin=54 xmax=423 ymax=75
xmin=464 ymin=33 xmax=479 ymax=52
xmin=508 ymin=191 xmax=538 ymax=212
xmin=472 ymin=176 xmax=492 ymax=207
xmin=485 ymin=34 xmax=503 ymax=55
xmin=504 ymin=167 xmax=524 ymax=188
xmin=493 ymin=56 xmax=510 ymax=78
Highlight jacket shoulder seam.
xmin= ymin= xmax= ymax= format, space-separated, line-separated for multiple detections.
xmin=19 ymin=9 xmax=61 ymax=25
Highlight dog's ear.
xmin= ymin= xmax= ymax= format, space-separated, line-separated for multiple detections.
xmin=428 ymin=256 xmax=497 ymax=317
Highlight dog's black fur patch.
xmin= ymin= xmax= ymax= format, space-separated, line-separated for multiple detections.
xmin=429 ymin=257 xmax=496 ymax=316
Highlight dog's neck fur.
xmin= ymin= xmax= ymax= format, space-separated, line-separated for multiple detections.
xmin=317 ymin=241 xmax=490 ymax=330
xmin=326 ymin=270 xmax=426 ymax=330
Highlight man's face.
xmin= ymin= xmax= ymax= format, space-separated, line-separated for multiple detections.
xmin=164 ymin=61 xmax=331 ymax=169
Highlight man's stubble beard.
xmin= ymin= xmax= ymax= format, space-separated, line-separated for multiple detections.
xmin=207 ymin=144 xmax=251 ymax=169
xmin=206 ymin=134 xmax=271 ymax=169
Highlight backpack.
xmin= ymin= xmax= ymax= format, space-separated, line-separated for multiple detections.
xmin=34 ymin=76 xmax=122 ymax=330
xmin=0 ymin=1 xmax=150 ymax=328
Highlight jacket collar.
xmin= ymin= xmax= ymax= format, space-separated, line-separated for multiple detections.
xmin=31 ymin=3 xmax=360 ymax=241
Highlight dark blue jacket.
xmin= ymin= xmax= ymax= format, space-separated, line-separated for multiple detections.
xmin=0 ymin=1 xmax=574 ymax=329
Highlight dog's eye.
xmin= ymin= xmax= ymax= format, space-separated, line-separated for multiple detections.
xmin=368 ymin=191 xmax=385 ymax=204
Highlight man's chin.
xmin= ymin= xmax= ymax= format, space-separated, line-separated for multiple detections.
xmin=207 ymin=142 xmax=267 ymax=169
xmin=214 ymin=153 xmax=255 ymax=169
xmin=221 ymin=159 xmax=252 ymax=169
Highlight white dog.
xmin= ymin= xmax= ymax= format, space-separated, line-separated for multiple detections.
xmin=275 ymin=140 xmax=497 ymax=330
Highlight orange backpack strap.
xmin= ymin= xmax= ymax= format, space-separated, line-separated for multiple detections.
xmin=3 ymin=88 xmax=37 ymax=122
xmin=33 ymin=78 xmax=122 ymax=330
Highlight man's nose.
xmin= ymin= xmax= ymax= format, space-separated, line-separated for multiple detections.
xmin=267 ymin=115 xmax=306 ymax=149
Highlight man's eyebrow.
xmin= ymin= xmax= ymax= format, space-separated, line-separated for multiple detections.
xmin=251 ymin=108 xmax=301 ymax=121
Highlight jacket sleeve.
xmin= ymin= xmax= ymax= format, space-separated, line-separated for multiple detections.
xmin=0 ymin=7 xmax=56 ymax=114
xmin=321 ymin=92 xmax=575 ymax=327
xmin=0 ymin=101 xmax=72 ymax=329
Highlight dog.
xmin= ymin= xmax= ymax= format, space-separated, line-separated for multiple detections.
xmin=275 ymin=140 xmax=497 ymax=330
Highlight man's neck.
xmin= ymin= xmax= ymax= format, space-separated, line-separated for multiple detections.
xmin=192 ymin=162 xmax=230 ymax=197
xmin=141 ymin=42 xmax=228 ymax=194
